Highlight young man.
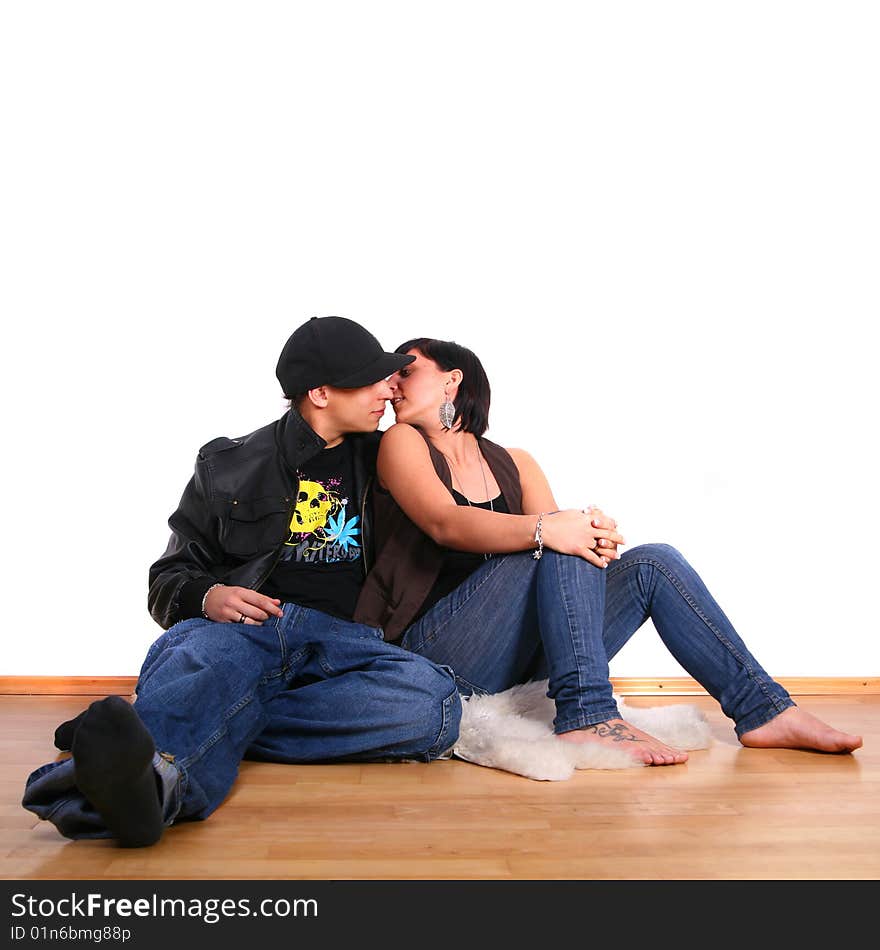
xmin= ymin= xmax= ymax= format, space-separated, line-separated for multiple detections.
xmin=22 ymin=317 xmax=462 ymax=847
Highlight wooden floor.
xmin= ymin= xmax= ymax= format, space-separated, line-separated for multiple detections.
xmin=2 ymin=694 xmax=878 ymax=880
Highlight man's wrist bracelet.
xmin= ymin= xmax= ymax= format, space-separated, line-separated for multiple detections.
xmin=201 ymin=582 xmax=223 ymax=618
xmin=533 ymin=513 xmax=545 ymax=560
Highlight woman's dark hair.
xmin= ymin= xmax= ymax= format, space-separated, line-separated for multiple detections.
xmin=395 ymin=338 xmax=491 ymax=437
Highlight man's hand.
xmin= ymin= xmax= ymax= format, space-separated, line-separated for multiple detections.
xmin=203 ymin=585 xmax=285 ymax=624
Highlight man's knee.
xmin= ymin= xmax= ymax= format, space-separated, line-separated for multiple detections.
xmin=141 ymin=617 xmax=213 ymax=670
xmin=405 ymin=661 xmax=461 ymax=761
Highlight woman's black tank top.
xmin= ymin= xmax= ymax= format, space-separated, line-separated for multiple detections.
xmin=410 ymin=488 xmax=511 ymax=624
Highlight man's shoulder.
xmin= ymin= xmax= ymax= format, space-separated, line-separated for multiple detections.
xmin=197 ymin=418 xmax=278 ymax=462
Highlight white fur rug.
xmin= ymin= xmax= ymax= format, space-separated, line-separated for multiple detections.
xmin=454 ymin=679 xmax=712 ymax=780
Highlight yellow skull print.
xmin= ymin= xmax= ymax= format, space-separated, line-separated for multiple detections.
xmin=291 ymin=480 xmax=334 ymax=533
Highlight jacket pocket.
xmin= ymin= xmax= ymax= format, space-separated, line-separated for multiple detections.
xmin=221 ymin=496 xmax=291 ymax=558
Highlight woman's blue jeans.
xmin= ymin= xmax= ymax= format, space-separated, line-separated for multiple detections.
xmin=401 ymin=543 xmax=794 ymax=736
xmin=22 ymin=604 xmax=461 ymax=839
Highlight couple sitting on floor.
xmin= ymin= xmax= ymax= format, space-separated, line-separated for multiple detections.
xmin=22 ymin=315 xmax=861 ymax=847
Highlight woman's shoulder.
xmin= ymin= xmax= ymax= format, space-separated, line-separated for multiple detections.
xmin=503 ymin=446 xmax=539 ymax=469
xmin=499 ymin=446 xmax=549 ymax=483
xmin=376 ymin=423 xmax=434 ymax=490
xmin=380 ymin=421 xmax=422 ymax=439
xmin=379 ymin=422 xmax=431 ymax=452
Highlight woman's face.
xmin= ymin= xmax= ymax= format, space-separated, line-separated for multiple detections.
xmin=387 ymin=349 xmax=458 ymax=429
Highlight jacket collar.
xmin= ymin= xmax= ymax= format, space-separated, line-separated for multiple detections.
xmin=275 ymin=408 xmax=327 ymax=473
xmin=275 ymin=406 xmax=382 ymax=475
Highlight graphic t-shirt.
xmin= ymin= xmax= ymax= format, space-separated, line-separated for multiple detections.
xmin=260 ymin=440 xmax=365 ymax=621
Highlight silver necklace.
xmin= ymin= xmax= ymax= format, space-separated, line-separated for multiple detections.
xmin=440 ymin=442 xmax=494 ymax=559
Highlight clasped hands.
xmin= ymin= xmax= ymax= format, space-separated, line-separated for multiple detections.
xmin=542 ymin=505 xmax=625 ymax=569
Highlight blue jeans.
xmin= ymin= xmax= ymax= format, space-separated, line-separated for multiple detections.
xmin=22 ymin=604 xmax=461 ymax=839
xmin=401 ymin=544 xmax=794 ymax=736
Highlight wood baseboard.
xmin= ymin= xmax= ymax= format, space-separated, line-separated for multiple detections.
xmin=0 ymin=677 xmax=139 ymax=696
xmin=0 ymin=675 xmax=877 ymax=696
xmin=611 ymin=677 xmax=879 ymax=695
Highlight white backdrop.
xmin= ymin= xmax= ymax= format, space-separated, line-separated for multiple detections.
xmin=2 ymin=2 xmax=877 ymax=678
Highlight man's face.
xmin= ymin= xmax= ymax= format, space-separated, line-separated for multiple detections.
xmin=325 ymin=378 xmax=393 ymax=433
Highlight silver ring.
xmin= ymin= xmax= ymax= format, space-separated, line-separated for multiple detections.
xmin=239 ymin=613 xmax=247 ymax=623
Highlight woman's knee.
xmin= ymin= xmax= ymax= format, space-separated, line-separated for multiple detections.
xmin=622 ymin=542 xmax=686 ymax=567
xmin=540 ymin=548 xmax=604 ymax=575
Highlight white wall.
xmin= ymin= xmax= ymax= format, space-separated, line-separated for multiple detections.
xmin=2 ymin=2 xmax=877 ymax=678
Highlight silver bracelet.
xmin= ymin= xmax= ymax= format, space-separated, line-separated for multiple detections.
xmin=201 ymin=582 xmax=223 ymax=618
xmin=532 ymin=513 xmax=545 ymax=560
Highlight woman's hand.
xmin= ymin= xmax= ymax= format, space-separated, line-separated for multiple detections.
xmin=541 ymin=509 xmax=626 ymax=568
xmin=586 ymin=506 xmax=623 ymax=564
xmin=203 ymin=585 xmax=285 ymax=624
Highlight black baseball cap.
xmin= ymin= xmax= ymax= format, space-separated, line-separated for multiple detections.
xmin=276 ymin=316 xmax=415 ymax=395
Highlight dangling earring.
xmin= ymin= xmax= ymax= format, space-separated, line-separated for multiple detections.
xmin=439 ymin=390 xmax=456 ymax=430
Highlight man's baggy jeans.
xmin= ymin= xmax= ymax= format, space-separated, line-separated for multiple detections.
xmin=22 ymin=603 xmax=461 ymax=839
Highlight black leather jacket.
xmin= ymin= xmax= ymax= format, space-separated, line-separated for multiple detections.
xmin=148 ymin=409 xmax=380 ymax=630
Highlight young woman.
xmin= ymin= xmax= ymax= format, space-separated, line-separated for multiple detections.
xmin=354 ymin=338 xmax=862 ymax=765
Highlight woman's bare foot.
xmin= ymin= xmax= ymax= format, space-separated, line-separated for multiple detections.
xmin=557 ymin=718 xmax=689 ymax=766
xmin=740 ymin=706 xmax=862 ymax=753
